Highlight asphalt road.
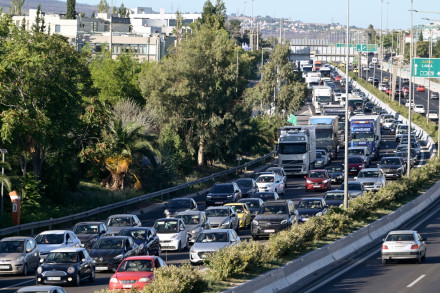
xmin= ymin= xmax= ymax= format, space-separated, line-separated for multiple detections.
xmin=0 ymin=76 xmax=431 ymax=293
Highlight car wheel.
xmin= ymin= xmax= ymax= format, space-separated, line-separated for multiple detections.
xmin=381 ymin=258 xmax=388 ymax=264
xmin=185 ymin=237 xmax=190 ymax=251
xmin=252 ymin=235 xmax=259 ymax=240
xmin=422 ymin=250 xmax=426 ymax=261
xmin=89 ymin=268 xmax=95 ymax=282
xmin=305 ymin=188 xmax=309 ymax=193
xmin=74 ymin=272 xmax=81 ymax=287
xmin=416 ymin=254 xmax=422 ymax=264
xmin=22 ymin=263 xmax=28 ymax=276
xmin=177 ymin=242 xmax=182 ymax=252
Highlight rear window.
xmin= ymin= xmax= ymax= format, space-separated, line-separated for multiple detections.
xmin=348 ymin=157 xmax=363 ymax=163
xmin=385 ymin=234 xmax=415 ymax=242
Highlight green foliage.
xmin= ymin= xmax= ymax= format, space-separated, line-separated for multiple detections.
xmin=144 ymin=264 xmax=206 ymax=293
xmin=98 ymin=0 xmax=109 ymax=13
xmin=66 ymin=0 xmax=76 ymax=19
xmin=15 ymin=172 xmax=45 ymax=222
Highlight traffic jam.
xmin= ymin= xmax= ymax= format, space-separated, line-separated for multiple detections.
xmin=0 ymin=61 xmax=428 ymax=291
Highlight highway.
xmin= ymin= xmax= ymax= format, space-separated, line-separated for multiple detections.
xmin=0 ymin=70 xmax=434 ymax=293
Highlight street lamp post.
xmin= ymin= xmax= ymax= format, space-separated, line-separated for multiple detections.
xmin=0 ymin=148 xmax=7 ymax=219
xmin=380 ymin=0 xmax=384 ymax=86
xmin=407 ymin=0 xmax=413 ymax=177
xmin=344 ymin=0 xmax=350 ymax=210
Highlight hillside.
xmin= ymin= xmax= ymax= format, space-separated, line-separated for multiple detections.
xmin=0 ymin=0 xmax=97 ymax=16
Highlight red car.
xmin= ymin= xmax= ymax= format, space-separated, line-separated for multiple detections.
xmin=334 ymin=75 xmax=342 ymax=82
xmin=305 ymin=170 xmax=331 ymax=192
xmin=109 ymin=256 xmax=167 ymax=290
xmin=402 ymin=86 xmax=409 ymax=93
xmin=346 ymin=155 xmax=365 ymax=175
xmin=417 ymin=85 xmax=425 ymax=92
xmin=385 ymin=87 xmax=391 ymax=95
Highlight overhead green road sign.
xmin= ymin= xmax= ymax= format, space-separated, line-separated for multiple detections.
xmin=287 ymin=114 xmax=297 ymax=125
xmin=336 ymin=43 xmax=356 ymax=48
xmin=412 ymin=58 xmax=440 ymax=77
xmin=355 ymin=44 xmax=378 ymax=52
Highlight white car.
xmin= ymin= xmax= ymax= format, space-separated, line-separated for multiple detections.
xmin=34 ymin=230 xmax=82 ymax=259
xmin=255 ymin=173 xmax=285 ymax=195
xmin=316 ymin=149 xmax=330 ymax=166
xmin=382 ymin=118 xmax=395 ymax=130
xmin=355 ymin=168 xmax=386 ymax=192
xmin=405 ymin=101 xmax=415 ymax=108
xmin=381 ymin=230 xmax=426 ymax=264
xmin=428 ymin=110 xmax=438 ymax=120
xmin=414 ymin=104 xmax=425 ymax=114
xmin=153 ymin=218 xmax=190 ymax=252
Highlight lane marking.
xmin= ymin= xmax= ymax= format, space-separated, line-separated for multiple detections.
xmin=407 ymin=275 xmax=425 ymax=288
xmin=0 ymin=279 xmax=34 ymax=291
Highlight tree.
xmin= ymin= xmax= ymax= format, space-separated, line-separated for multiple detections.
xmin=66 ymin=0 xmax=76 ymax=19
xmin=9 ymin=0 xmax=25 ymax=16
xmin=192 ymin=0 xmax=226 ymax=31
xmin=139 ymin=24 xmax=250 ymax=166
xmin=366 ymin=24 xmax=377 ymax=44
xmin=32 ymin=5 xmax=45 ymax=33
xmin=98 ymin=0 xmax=109 ymax=14
xmin=117 ymin=3 xmax=130 ymax=18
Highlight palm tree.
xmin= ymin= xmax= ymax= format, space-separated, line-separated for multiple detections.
xmin=103 ymin=118 xmax=159 ymax=190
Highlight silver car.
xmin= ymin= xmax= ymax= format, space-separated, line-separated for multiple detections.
xmin=105 ymin=214 xmax=142 ymax=236
xmin=0 ymin=236 xmax=40 ymax=275
xmin=189 ymin=229 xmax=240 ymax=264
xmin=355 ymin=168 xmax=386 ymax=192
xmin=205 ymin=206 xmax=239 ymax=231
xmin=381 ymin=230 xmax=426 ymax=264
xmin=176 ymin=210 xmax=210 ymax=243
xmin=16 ymin=286 xmax=66 ymax=293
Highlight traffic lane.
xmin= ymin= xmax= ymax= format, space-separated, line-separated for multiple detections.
xmin=312 ymin=200 xmax=440 ymax=293
xmin=0 ymin=276 xmax=34 ymax=292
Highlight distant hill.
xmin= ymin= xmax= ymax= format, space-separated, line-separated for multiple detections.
xmin=0 ymin=0 xmax=98 ymax=17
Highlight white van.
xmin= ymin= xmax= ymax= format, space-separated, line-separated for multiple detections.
xmin=395 ymin=124 xmax=409 ymax=142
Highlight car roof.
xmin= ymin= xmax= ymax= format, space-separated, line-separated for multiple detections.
xmin=75 ymin=221 xmax=104 ymax=225
xmin=168 ymin=198 xmax=193 ymax=201
xmin=309 ymin=169 xmax=327 ymax=172
xmin=381 ymin=156 xmax=400 ymax=160
xmin=200 ymin=229 xmax=233 ymax=233
xmin=225 ymin=203 xmax=245 ymax=206
xmin=1 ymin=236 xmax=33 ymax=241
xmin=122 ymin=256 xmax=159 ymax=261
xmin=50 ymin=247 xmax=85 ymax=253
xmin=38 ymin=230 xmax=69 ymax=235
xmin=17 ymin=286 xmax=65 ymax=292
xmin=263 ymin=200 xmax=290 ymax=205
xmin=206 ymin=206 xmax=230 ymax=210
xmin=388 ymin=230 xmax=416 ymax=234
xmin=348 ymin=146 xmax=368 ymax=150
xmin=299 ymin=197 xmax=323 ymax=201
xmin=239 ymin=198 xmax=262 ymax=202
xmin=107 ymin=214 xmax=136 ymax=218
xmin=120 ymin=227 xmax=152 ymax=231
xmin=359 ymin=168 xmax=380 ymax=172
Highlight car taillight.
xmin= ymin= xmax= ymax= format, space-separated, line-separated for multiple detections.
xmin=411 ymin=244 xmax=419 ymax=249
xmin=382 ymin=245 xmax=388 ymax=249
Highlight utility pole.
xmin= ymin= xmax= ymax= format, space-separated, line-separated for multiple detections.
xmin=407 ymin=0 xmax=413 ymax=176
xmin=344 ymin=0 xmax=350 ymax=210
xmin=0 ymin=149 xmax=7 ymax=219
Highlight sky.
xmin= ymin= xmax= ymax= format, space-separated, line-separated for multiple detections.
xmin=77 ymin=0 xmax=440 ymax=29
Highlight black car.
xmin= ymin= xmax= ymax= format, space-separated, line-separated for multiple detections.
xmin=296 ymin=198 xmax=328 ymax=223
xmin=163 ymin=198 xmax=198 ymax=218
xmin=89 ymin=236 xmax=140 ymax=272
xmin=379 ymin=157 xmax=405 ymax=180
xmin=36 ymin=247 xmax=95 ymax=287
xmin=325 ymin=167 xmax=344 ymax=184
xmin=234 ymin=178 xmax=257 ymax=198
xmin=119 ymin=227 xmax=161 ymax=256
xmin=238 ymin=198 xmax=264 ymax=219
xmin=72 ymin=221 xmax=109 ymax=250
xmin=323 ymin=190 xmax=349 ymax=207
xmin=251 ymin=192 xmax=280 ymax=202
xmin=206 ymin=183 xmax=242 ymax=206
xmin=251 ymin=200 xmax=298 ymax=239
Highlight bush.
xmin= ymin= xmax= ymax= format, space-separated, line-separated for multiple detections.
xmin=144 ymin=264 xmax=205 ymax=293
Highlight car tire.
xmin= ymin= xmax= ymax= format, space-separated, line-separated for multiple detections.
xmin=252 ymin=235 xmax=259 ymax=240
xmin=177 ymin=242 xmax=182 ymax=252
xmin=381 ymin=258 xmax=388 ymax=264
xmin=422 ymin=251 xmax=426 ymax=261
xmin=74 ymin=272 xmax=81 ymax=287
xmin=185 ymin=237 xmax=190 ymax=251
xmin=89 ymin=268 xmax=95 ymax=282
xmin=416 ymin=254 xmax=422 ymax=264
xmin=22 ymin=263 xmax=28 ymax=276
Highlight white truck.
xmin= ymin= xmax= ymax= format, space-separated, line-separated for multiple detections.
xmin=312 ymin=85 xmax=333 ymax=114
xmin=305 ymin=72 xmax=321 ymax=89
xmin=277 ymin=126 xmax=316 ymax=175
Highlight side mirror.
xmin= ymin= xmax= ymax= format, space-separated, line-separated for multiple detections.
xmin=180 ymin=227 xmax=185 ymax=231
xmin=26 ymin=248 xmax=33 ymax=253
xmin=354 ymin=177 xmax=357 ymax=180
xmin=81 ymin=258 xmax=86 ymax=263
xmin=40 ymin=258 xmax=44 ymax=263
xmin=304 ymin=176 xmax=307 ymax=179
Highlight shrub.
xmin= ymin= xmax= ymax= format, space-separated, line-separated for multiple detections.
xmin=144 ymin=264 xmax=205 ymax=293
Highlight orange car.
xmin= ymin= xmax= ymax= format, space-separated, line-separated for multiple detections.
xmin=416 ymin=85 xmax=425 ymax=92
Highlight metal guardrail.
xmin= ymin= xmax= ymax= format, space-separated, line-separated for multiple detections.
xmin=0 ymin=151 xmax=276 ymax=237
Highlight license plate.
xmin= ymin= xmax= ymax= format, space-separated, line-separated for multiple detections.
xmin=264 ymin=229 xmax=275 ymax=233
xmin=0 ymin=265 xmax=9 ymax=269
xmin=123 ymin=285 xmax=132 ymax=289
xmin=215 ymin=202 xmax=223 ymax=205
xmin=47 ymin=277 xmax=61 ymax=281
xmin=351 ymin=168 xmax=357 ymax=171
xmin=313 ymin=185 xmax=320 ymax=188
xmin=96 ymin=266 xmax=108 ymax=271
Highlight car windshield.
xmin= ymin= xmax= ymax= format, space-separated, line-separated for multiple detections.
xmin=228 ymin=205 xmax=244 ymax=213
xmin=298 ymin=200 xmax=323 ymax=209
xmin=154 ymin=220 xmax=179 ymax=233
xmin=326 ymin=167 xmax=342 ymax=173
xmin=381 ymin=158 xmax=400 ymax=165
xmin=93 ymin=238 xmax=124 ymax=249
xmin=35 ymin=234 xmax=64 ymax=245
xmin=117 ymin=259 xmax=153 ymax=272
xmin=73 ymin=224 xmax=99 ymax=235
xmin=351 ymin=132 xmax=374 ymax=141
xmin=358 ymin=171 xmax=380 ymax=178
xmin=258 ymin=205 xmax=287 ymax=215
xmin=167 ymin=200 xmax=191 ymax=209
xmin=0 ymin=241 xmax=24 ymax=253
xmin=278 ymin=143 xmax=307 ymax=154
xmin=205 ymin=209 xmax=229 ymax=217
xmin=385 ymin=234 xmax=415 ymax=242
xmin=235 ymin=179 xmax=253 ymax=187
xmin=308 ymin=172 xmax=326 ymax=178
xmin=256 ymin=175 xmax=275 ymax=183
xmin=119 ymin=229 xmax=146 ymax=241
xmin=348 ymin=149 xmax=364 ymax=156
xmin=316 ymin=153 xmax=322 ymax=159
xmin=348 ymin=157 xmax=363 ymax=163
xmin=107 ymin=217 xmax=132 ymax=227
xmin=253 ymin=193 xmax=275 ymax=200
xmin=347 ymin=183 xmax=362 ymax=190
xmin=315 ymin=129 xmax=332 ymax=140
xmin=210 ymin=185 xmax=234 ymax=193
xmin=395 ymin=152 xmax=408 ymax=159
xmin=324 ymin=193 xmax=344 ymax=201
xmin=196 ymin=232 xmax=229 ymax=243
xmin=239 ymin=200 xmax=261 ymax=208
xmin=176 ymin=215 xmax=200 ymax=225
xmin=46 ymin=252 xmax=78 ymax=263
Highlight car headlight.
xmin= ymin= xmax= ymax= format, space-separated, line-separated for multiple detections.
xmin=113 ymin=254 xmax=123 ymax=260
xmin=164 ymin=209 xmax=170 ymax=215
xmin=110 ymin=277 xmax=118 ymax=283
xmin=316 ymin=212 xmax=323 ymax=216
xmin=280 ymin=219 xmax=288 ymax=225
xmin=37 ymin=267 xmax=42 ymax=274
xmin=139 ymin=277 xmax=150 ymax=282
xmin=306 ymin=180 xmax=313 ymax=184
xmin=267 ymin=184 xmax=273 ymax=187
xmin=376 ymin=181 xmax=382 ymax=185
xmin=252 ymin=220 xmax=258 ymax=225
xmin=16 ymin=256 xmax=24 ymax=262
xmin=221 ymin=220 xmax=230 ymax=227
xmin=67 ymin=266 xmax=75 ymax=274
xmin=206 ymin=195 xmax=212 ymax=199
xmin=191 ymin=227 xmax=201 ymax=234
xmin=227 ymin=194 xmax=233 ymax=198
xmin=322 ymin=179 xmax=328 ymax=184
xmin=171 ymin=233 xmax=179 ymax=239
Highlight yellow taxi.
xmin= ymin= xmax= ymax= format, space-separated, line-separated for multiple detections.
xmin=224 ymin=203 xmax=251 ymax=229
